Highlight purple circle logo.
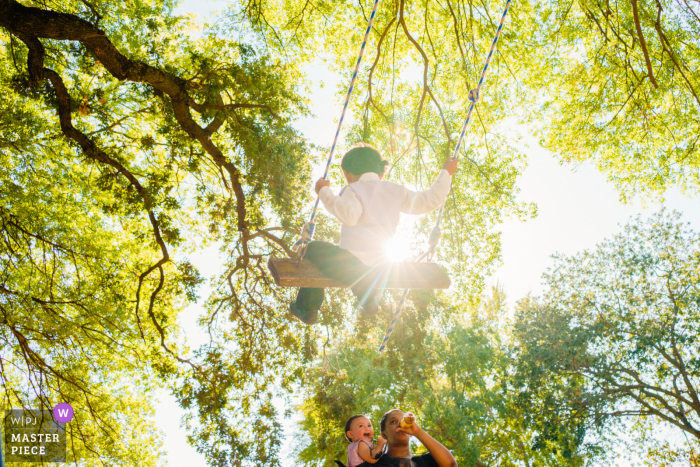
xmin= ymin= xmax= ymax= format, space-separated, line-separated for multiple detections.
xmin=53 ymin=403 xmax=73 ymax=423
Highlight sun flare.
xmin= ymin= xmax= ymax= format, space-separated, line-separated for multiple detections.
xmin=384 ymin=233 xmax=412 ymax=263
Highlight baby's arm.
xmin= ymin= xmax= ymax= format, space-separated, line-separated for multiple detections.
xmin=357 ymin=438 xmax=385 ymax=464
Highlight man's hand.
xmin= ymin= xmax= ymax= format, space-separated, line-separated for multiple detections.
xmin=397 ymin=420 xmax=422 ymax=437
xmin=315 ymin=178 xmax=331 ymax=194
xmin=442 ymin=156 xmax=459 ymax=175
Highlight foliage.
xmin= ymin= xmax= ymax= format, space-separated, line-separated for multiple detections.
xmin=232 ymin=0 xmax=700 ymax=202
xmin=0 ymin=0 xmax=535 ymax=463
xmin=224 ymin=0 xmax=538 ymax=295
xmin=642 ymin=439 xmax=700 ymax=466
xmin=0 ymin=0 xmax=539 ymax=463
xmin=513 ymin=211 xmax=700 ymax=451
xmin=0 ymin=28 xmax=168 ymax=466
xmin=2 ymin=0 xmax=699 ymax=464
xmin=531 ymin=0 xmax=700 ymax=199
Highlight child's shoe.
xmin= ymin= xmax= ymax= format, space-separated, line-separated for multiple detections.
xmin=289 ymin=300 xmax=319 ymax=325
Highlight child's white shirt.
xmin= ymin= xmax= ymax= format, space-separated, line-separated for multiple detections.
xmin=318 ymin=169 xmax=452 ymax=267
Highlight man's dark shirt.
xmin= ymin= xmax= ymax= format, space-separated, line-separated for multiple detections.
xmin=358 ymin=452 xmax=439 ymax=467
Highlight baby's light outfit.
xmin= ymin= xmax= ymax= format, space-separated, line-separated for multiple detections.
xmin=347 ymin=439 xmax=375 ymax=467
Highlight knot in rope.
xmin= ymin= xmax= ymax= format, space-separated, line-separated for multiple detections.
xmin=292 ymin=221 xmax=316 ymax=253
xmin=468 ymin=89 xmax=480 ymax=103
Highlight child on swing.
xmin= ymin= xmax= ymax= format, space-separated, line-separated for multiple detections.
xmin=289 ymin=143 xmax=458 ymax=325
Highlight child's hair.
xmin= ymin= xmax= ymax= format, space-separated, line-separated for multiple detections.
xmin=341 ymin=143 xmax=388 ymax=176
xmin=344 ymin=414 xmax=369 ymax=442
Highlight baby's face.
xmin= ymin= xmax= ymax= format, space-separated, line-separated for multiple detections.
xmin=347 ymin=416 xmax=374 ymax=443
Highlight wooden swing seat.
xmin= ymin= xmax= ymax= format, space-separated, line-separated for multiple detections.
xmin=267 ymin=257 xmax=451 ymax=289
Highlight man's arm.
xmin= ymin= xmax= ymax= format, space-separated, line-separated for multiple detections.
xmin=400 ymin=157 xmax=458 ymax=215
xmin=401 ymin=425 xmax=457 ymax=467
xmin=317 ymin=183 xmax=363 ymax=226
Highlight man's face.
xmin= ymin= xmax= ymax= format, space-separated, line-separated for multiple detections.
xmin=382 ymin=410 xmax=410 ymax=446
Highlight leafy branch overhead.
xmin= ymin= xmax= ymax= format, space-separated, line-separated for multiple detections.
xmin=1 ymin=0 xmax=312 ymax=463
xmin=534 ymin=0 xmax=700 ymax=198
xmin=2 ymin=0 xmax=311 ymax=352
xmin=245 ymin=0 xmax=700 ymax=198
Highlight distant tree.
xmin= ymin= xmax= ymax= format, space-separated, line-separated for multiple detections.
xmin=513 ymin=211 xmax=700 ymax=453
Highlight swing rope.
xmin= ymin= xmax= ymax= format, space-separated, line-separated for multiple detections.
xmin=292 ymin=0 xmax=382 ymax=257
xmin=379 ymin=0 xmax=513 ymax=352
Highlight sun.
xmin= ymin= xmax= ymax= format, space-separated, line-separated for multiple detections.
xmin=384 ymin=231 xmax=412 ymax=263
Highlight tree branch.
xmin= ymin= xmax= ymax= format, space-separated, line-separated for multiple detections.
xmin=190 ymin=101 xmax=281 ymax=120
xmin=0 ymin=0 xmax=250 ymax=233
xmin=631 ymin=0 xmax=659 ymax=89
xmin=4 ymin=25 xmax=208 ymax=371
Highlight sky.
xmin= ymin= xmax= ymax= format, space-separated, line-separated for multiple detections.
xmin=154 ymin=0 xmax=700 ymax=465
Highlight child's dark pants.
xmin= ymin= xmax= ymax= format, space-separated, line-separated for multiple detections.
xmin=295 ymin=241 xmax=384 ymax=312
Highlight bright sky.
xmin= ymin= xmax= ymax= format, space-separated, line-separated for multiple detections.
xmin=154 ymin=1 xmax=700 ymax=465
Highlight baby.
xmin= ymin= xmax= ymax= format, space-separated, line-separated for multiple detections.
xmin=344 ymin=414 xmax=386 ymax=466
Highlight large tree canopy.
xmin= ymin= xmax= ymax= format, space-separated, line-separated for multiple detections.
xmin=0 ymin=0 xmax=526 ymax=464
xmin=532 ymin=0 xmax=700 ymax=199
xmin=0 ymin=0 xmax=314 ymax=464
xmin=1 ymin=0 xmax=699 ymax=465
xmin=233 ymin=0 xmax=700 ymax=200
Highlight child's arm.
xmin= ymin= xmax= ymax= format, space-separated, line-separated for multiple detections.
xmin=401 ymin=170 xmax=452 ymax=215
xmin=317 ymin=181 xmax=363 ymax=226
xmin=372 ymin=437 xmax=386 ymax=459
xmin=357 ymin=438 xmax=386 ymax=464
xmin=401 ymin=156 xmax=458 ymax=215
